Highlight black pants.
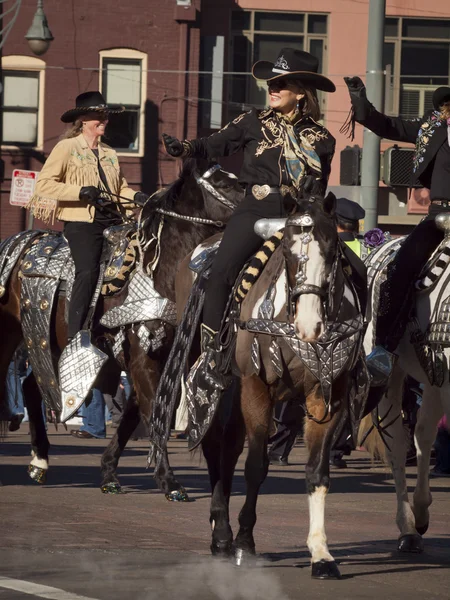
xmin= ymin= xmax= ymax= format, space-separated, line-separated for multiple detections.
xmin=269 ymin=400 xmax=304 ymax=460
xmin=203 ymin=193 xmax=288 ymax=331
xmin=377 ymin=211 xmax=445 ymax=350
xmin=64 ymin=220 xmax=107 ymax=338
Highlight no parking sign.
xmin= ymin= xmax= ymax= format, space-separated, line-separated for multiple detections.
xmin=9 ymin=169 xmax=39 ymax=207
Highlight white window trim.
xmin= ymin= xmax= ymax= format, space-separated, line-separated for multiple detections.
xmin=1 ymin=55 xmax=46 ymax=151
xmin=99 ymin=48 xmax=147 ymax=158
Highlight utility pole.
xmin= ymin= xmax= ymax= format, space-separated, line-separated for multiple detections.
xmin=359 ymin=0 xmax=386 ymax=231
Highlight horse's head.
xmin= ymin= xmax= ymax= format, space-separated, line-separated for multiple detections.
xmin=283 ymin=192 xmax=337 ymax=342
xmin=140 ymin=160 xmax=243 ymax=230
xmin=192 ymin=162 xmax=243 ymax=224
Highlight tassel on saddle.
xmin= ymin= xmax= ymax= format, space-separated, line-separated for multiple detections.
xmin=234 ymin=231 xmax=284 ymax=303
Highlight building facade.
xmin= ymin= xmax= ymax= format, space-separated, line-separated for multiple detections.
xmin=2 ymin=0 xmax=450 ymax=237
xmin=1 ymin=0 xmax=201 ymax=238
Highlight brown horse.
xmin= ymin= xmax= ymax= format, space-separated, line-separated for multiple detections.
xmin=0 ymin=160 xmax=242 ymax=499
xmin=176 ymin=194 xmax=367 ymax=576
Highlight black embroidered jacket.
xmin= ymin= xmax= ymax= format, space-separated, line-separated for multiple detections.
xmin=187 ymin=108 xmax=336 ymax=194
xmin=350 ymin=96 xmax=446 ymax=189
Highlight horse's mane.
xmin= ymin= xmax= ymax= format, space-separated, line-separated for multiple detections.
xmin=140 ymin=159 xmax=204 ymax=239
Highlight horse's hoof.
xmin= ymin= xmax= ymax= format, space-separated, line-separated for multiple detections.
xmin=311 ymin=560 xmax=342 ymax=580
xmin=100 ymin=482 xmax=122 ymax=494
xmin=28 ymin=464 xmax=47 ymax=484
xmin=235 ymin=547 xmax=256 ymax=567
xmin=415 ymin=522 xmax=429 ymax=536
xmin=398 ymin=534 xmax=424 ymax=553
xmin=165 ymin=488 xmax=189 ymax=502
xmin=210 ymin=539 xmax=233 ymax=557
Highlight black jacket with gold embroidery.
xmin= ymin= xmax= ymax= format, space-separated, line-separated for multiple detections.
xmin=350 ymin=96 xmax=446 ymax=189
xmin=187 ymin=108 xmax=336 ymax=194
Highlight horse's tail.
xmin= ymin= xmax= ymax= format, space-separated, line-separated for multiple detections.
xmin=358 ymin=413 xmax=389 ymax=465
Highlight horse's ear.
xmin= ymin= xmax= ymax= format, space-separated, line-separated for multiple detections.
xmin=323 ymin=191 xmax=336 ymax=216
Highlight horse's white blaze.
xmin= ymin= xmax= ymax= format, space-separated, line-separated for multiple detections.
xmin=307 ymin=486 xmax=334 ymax=562
xmin=30 ymin=450 xmax=48 ymax=470
xmin=251 ymin=270 xmax=287 ymax=318
xmin=292 ymin=238 xmax=326 ymax=341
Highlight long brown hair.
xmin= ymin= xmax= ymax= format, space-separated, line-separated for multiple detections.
xmin=289 ymin=80 xmax=321 ymax=121
xmin=61 ymin=119 xmax=83 ymax=140
xmin=440 ymin=101 xmax=450 ymax=121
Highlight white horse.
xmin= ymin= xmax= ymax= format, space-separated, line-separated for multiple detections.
xmin=362 ymin=228 xmax=450 ymax=553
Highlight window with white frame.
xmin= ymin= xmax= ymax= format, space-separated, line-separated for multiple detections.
xmin=99 ymin=49 xmax=147 ymax=155
xmin=1 ymin=55 xmax=45 ymax=148
xmin=384 ymin=17 xmax=450 ymax=118
xmin=227 ymin=10 xmax=328 ymax=122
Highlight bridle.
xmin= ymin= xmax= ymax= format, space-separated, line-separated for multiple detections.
xmin=136 ymin=164 xmax=239 ymax=273
xmin=194 ymin=164 xmax=239 ymax=212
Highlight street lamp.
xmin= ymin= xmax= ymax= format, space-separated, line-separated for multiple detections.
xmin=25 ymin=0 xmax=54 ymax=56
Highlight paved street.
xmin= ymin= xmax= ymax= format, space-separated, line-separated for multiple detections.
xmin=0 ymin=426 xmax=448 ymax=600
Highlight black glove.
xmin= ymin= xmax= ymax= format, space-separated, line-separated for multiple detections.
xmin=344 ymin=76 xmax=366 ymax=100
xmin=79 ymin=186 xmax=101 ymax=205
xmin=133 ymin=192 xmax=148 ymax=207
xmin=162 ymin=133 xmax=184 ymax=157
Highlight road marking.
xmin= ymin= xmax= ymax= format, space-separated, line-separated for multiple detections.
xmin=0 ymin=577 xmax=98 ymax=600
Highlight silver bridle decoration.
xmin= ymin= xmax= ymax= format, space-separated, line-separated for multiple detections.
xmin=194 ymin=164 xmax=237 ymax=211
xmin=286 ymin=213 xmax=320 ymax=299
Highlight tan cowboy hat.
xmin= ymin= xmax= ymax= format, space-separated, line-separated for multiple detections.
xmin=252 ymin=48 xmax=335 ymax=93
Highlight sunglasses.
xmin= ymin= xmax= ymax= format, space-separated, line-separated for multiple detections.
xmin=267 ymin=79 xmax=302 ymax=92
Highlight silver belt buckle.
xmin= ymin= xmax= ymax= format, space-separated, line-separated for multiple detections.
xmin=252 ymin=184 xmax=271 ymax=200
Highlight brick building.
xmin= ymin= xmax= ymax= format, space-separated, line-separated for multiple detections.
xmin=0 ymin=0 xmax=201 ymax=238
xmin=2 ymin=0 xmax=450 ymax=237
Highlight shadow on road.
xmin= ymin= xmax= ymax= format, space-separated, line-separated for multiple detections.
xmin=261 ymin=536 xmax=450 ymax=577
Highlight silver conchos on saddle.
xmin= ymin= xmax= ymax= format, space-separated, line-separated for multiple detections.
xmin=20 ymin=235 xmax=71 ymax=413
xmin=100 ymin=267 xmax=177 ymax=329
xmin=0 ymin=230 xmax=42 ymax=297
xmin=59 ymin=330 xmax=108 ymax=422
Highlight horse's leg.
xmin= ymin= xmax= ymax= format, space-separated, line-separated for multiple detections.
xmin=304 ymin=384 xmax=345 ymax=580
xmin=100 ymin=390 xmax=141 ymax=494
xmin=233 ymin=375 xmax=272 ymax=566
xmin=411 ymin=383 xmax=443 ymax=539
xmin=202 ymin=382 xmax=246 ymax=556
xmin=128 ymin=339 xmax=188 ymax=501
xmin=377 ymin=366 xmax=424 ymax=552
xmin=24 ymin=372 xmax=50 ymax=484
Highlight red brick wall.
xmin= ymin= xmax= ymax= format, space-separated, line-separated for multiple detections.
xmin=0 ymin=0 xmax=201 ymax=238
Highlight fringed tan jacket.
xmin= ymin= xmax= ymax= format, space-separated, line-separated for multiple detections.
xmin=27 ymin=133 xmax=137 ymax=223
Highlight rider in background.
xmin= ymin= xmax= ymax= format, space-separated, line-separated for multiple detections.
xmin=163 ymin=48 xmax=336 ymax=386
xmin=27 ymin=91 xmax=148 ymax=342
xmin=344 ymin=77 xmax=450 ymax=381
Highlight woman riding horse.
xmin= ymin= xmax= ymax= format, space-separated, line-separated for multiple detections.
xmin=344 ymin=77 xmax=450 ymax=381
xmin=163 ymin=48 xmax=336 ymax=386
xmin=26 ymin=91 xmax=148 ymax=346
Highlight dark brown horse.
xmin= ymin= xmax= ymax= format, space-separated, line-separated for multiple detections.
xmin=177 ymin=194 xmax=367 ymax=576
xmin=0 ymin=160 xmax=242 ymax=499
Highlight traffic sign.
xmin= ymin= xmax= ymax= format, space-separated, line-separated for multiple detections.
xmin=10 ymin=169 xmax=39 ymax=207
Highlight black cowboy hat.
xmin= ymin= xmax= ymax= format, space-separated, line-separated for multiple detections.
xmin=60 ymin=91 xmax=125 ymax=123
xmin=252 ymin=48 xmax=336 ymax=93
xmin=432 ymin=86 xmax=450 ymax=110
